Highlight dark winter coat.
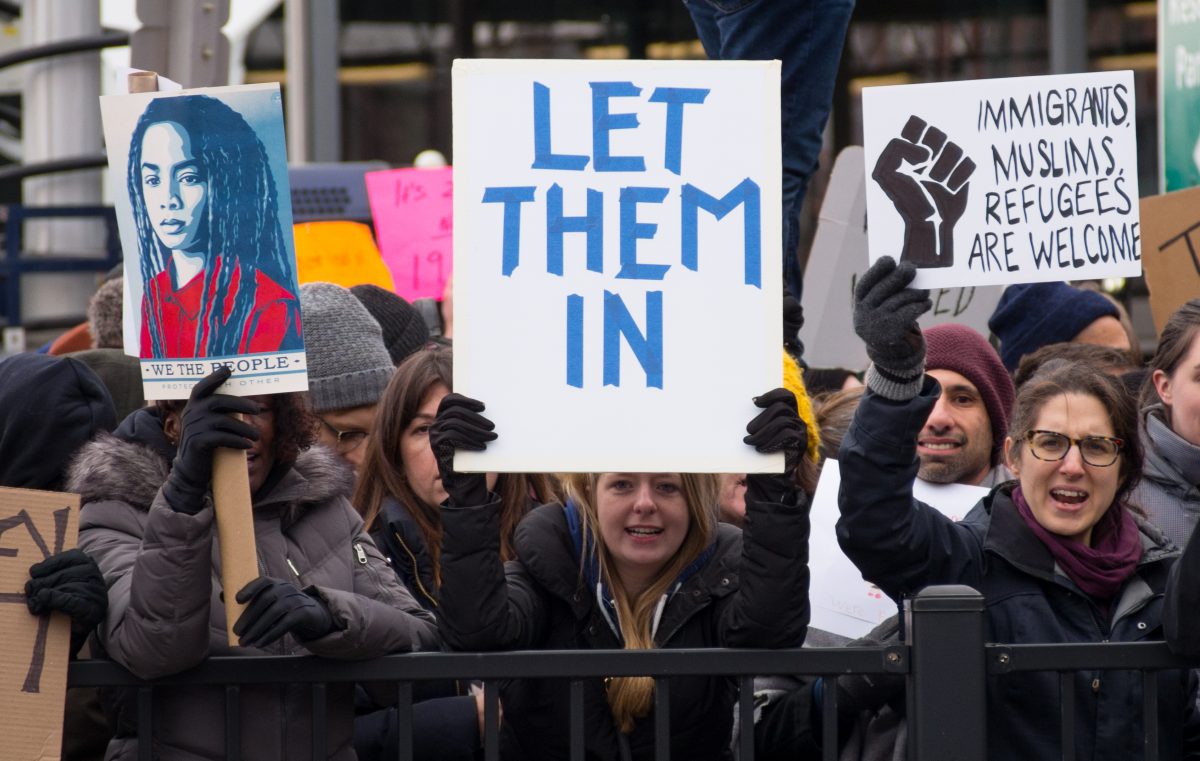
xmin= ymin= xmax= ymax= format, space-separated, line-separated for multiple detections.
xmin=70 ymin=410 xmax=439 ymax=761
xmin=355 ymin=496 xmax=479 ymax=761
xmin=837 ymin=381 xmax=1200 ymax=761
xmin=371 ymin=496 xmax=440 ymax=611
xmin=437 ymin=495 xmax=811 ymax=761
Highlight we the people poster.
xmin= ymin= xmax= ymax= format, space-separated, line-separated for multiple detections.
xmin=101 ymin=83 xmax=307 ymax=400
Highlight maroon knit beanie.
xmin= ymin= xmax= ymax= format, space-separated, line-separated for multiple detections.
xmin=923 ymin=323 xmax=1016 ymax=464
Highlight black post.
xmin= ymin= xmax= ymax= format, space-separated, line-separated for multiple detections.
xmin=906 ymin=585 xmax=987 ymax=761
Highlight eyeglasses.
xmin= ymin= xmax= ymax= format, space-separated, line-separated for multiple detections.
xmin=320 ymin=418 xmax=369 ymax=454
xmin=1024 ymin=430 xmax=1123 ymax=468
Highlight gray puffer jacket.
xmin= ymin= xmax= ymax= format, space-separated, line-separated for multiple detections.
xmin=1130 ymin=405 xmax=1200 ymax=550
xmin=69 ymin=415 xmax=439 ymax=761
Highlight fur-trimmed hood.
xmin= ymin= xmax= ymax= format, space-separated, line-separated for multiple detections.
xmin=67 ymin=427 xmax=354 ymax=513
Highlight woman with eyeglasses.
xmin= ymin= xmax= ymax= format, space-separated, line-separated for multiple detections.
xmin=839 ymin=257 xmax=1199 ymax=761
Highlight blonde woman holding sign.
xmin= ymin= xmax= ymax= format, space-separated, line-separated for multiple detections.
xmin=431 ymin=390 xmax=811 ymax=761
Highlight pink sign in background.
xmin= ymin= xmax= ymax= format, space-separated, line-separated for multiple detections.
xmin=365 ymin=167 xmax=453 ymax=301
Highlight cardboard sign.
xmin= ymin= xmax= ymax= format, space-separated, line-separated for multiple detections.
xmin=863 ymin=71 xmax=1142 ymax=290
xmin=293 ymin=221 xmax=396 ymax=290
xmin=101 ymin=83 xmax=308 ymax=400
xmin=0 ymin=487 xmax=80 ymax=761
xmin=365 ymin=167 xmax=454 ymax=301
xmin=801 ymin=147 xmax=1004 ymax=370
xmin=453 ymin=59 xmax=783 ymax=472
xmin=809 ymin=461 xmax=987 ymax=639
xmin=1139 ymin=185 xmax=1200 ymax=332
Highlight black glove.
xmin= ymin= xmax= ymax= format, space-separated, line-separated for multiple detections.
xmin=743 ymin=388 xmax=808 ymax=505
xmin=782 ymin=295 xmax=806 ymax=364
xmin=852 ymin=256 xmax=931 ymax=399
xmin=26 ymin=549 xmax=107 ymax=657
xmin=163 ymin=366 xmax=262 ymax=515
xmin=428 ymin=393 xmax=497 ymax=507
xmin=233 ymin=576 xmax=336 ymax=649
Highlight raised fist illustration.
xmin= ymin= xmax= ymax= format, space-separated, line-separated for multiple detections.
xmin=872 ymin=115 xmax=976 ymax=269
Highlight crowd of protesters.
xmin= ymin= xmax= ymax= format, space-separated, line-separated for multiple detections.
xmin=6 ymin=261 xmax=1200 ymax=761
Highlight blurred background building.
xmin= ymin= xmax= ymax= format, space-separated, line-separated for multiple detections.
xmin=0 ymin=0 xmax=1165 ymax=349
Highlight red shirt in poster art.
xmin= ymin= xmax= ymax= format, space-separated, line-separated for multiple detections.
xmin=140 ymin=256 xmax=301 ymax=358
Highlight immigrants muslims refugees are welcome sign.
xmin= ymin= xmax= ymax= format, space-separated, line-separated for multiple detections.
xmin=863 ymin=70 xmax=1142 ymax=290
xmin=453 ymin=59 xmax=783 ymax=473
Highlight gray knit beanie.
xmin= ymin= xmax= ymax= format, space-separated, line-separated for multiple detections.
xmin=300 ymin=282 xmax=395 ymax=412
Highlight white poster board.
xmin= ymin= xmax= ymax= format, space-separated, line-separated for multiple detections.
xmin=453 ymin=59 xmax=783 ymax=472
xmin=809 ymin=459 xmax=988 ymax=639
xmin=863 ymin=71 xmax=1141 ymax=290
xmin=101 ymin=82 xmax=307 ymax=400
xmin=801 ymin=147 xmax=1004 ymax=370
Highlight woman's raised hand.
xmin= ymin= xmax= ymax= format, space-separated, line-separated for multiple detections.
xmin=428 ymin=393 xmax=497 ymax=507
xmin=852 ymin=256 xmax=932 ymax=399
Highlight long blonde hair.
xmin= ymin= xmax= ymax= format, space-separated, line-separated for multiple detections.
xmin=561 ymin=472 xmax=718 ymax=732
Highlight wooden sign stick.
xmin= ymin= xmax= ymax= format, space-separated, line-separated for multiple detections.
xmin=212 ymin=414 xmax=259 ymax=647
xmin=127 ymin=70 xmax=159 ymax=94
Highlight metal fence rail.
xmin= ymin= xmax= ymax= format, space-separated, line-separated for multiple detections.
xmin=69 ymin=647 xmax=905 ymax=761
xmin=64 ymin=586 xmax=1196 ymax=761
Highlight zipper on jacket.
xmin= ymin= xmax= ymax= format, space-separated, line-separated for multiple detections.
xmin=286 ymin=556 xmax=301 ymax=580
xmin=392 ymin=530 xmax=439 ymax=608
xmin=354 ymin=542 xmax=368 ymax=565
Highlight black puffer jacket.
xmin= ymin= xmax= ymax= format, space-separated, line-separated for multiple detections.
xmin=438 ymin=495 xmax=810 ymax=761
xmin=838 ymin=380 xmax=1200 ymax=761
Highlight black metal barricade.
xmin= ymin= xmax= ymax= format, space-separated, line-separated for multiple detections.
xmin=65 ymin=586 xmax=1193 ymax=761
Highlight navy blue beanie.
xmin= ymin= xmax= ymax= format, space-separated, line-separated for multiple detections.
xmin=987 ymin=283 xmax=1120 ymax=372
xmin=0 ymin=353 xmax=117 ymax=491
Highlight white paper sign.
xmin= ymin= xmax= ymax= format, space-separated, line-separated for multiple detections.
xmin=453 ymin=59 xmax=783 ymax=473
xmin=801 ymin=147 xmax=1004 ymax=370
xmin=863 ymin=71 xmax=1141 ymax=290
xmin=809 ymin=459 xmax=988 ymax=639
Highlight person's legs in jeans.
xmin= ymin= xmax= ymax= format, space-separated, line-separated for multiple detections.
xmin=684 ymin=0 xmax=855 ymax=300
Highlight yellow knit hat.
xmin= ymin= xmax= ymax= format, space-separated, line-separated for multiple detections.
xmin=783 ymin=351 xmax=821 ymax=463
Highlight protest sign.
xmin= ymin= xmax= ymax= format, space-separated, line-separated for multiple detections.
xmin=863 ymin=70 xmax=1141 ymax=290
xmin=293 ymin=221 xmax=396 ymax=290
xmin=0 ymin=487 xmax=80 ymax=761
xmin=808 ymin=461 xmax=987 ymax=639
xmin=1139 ymin=185 xmax=1200 ymax=332
xmin=453 ymin=59 xmax=782 ymax=472
xmin=801 ymin=147 xmax=1004 ymax=370
xmin=1160 ymin=0 xmax=1200 ymax=192
xmin=101 ymin=82 xmax=308 ymax=400
xmin=366 ymin=167 xmax=454 ymax=301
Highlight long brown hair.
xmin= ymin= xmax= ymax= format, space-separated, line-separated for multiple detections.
xmin=561 ymin=472 xmax=718 ymax=733
xmin=354 ymin=347 xmax=559 ymax=586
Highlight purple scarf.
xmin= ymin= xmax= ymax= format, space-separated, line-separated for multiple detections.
xmin=1011 ymin=486 xmax=1142 ymax=601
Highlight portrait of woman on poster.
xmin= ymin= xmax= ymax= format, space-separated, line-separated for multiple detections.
xmin=128 ymin=93 xmax=302 ymax=359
